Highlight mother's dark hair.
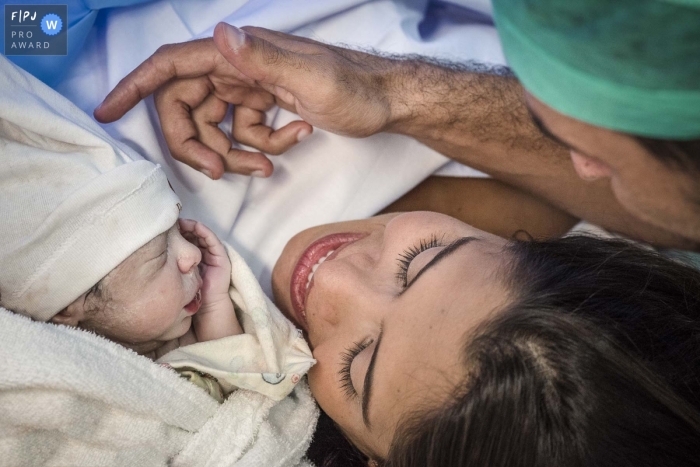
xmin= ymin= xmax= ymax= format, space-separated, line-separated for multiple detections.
xmin=384 ymin=235 xmax=700 ymax=467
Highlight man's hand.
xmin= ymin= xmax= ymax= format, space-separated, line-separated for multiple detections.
xmin=210 ymin=24 xmax=397 ymax=137
xmin=95 ymin=37 xmax=314 ymax=179
xmin=94 ymin=24 xmax=696 ymax=250
xmin=95 ymin=24 xmax=401 ymax=178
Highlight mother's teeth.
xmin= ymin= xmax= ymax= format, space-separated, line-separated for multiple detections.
xmin=306 ymin=250 xmax=335 ymax=290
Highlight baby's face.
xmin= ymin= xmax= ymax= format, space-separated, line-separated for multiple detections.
xmin=77 ymin=222 xmax=203 ymax=353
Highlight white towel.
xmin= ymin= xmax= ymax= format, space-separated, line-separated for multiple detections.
xmin=0 ymin=307 xmax=319 ymax=467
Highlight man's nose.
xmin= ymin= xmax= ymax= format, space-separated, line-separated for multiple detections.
xmin=176 ymin=235 xmax=202 ymax=274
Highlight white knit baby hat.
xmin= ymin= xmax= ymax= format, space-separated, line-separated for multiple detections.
xmin=0 ymin=56 xmax=180 ymax=321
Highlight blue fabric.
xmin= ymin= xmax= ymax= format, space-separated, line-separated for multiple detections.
xmin=1 ymin=0 xmax=155 ymax=87
xmin=419 ymin=1 xmax=493 ymax=38
xmin=663 ymin=250 xmax=700 ymax=271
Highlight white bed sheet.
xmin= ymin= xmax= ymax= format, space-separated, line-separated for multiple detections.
xmin=56 ymin=0 xmax=503 ymax=294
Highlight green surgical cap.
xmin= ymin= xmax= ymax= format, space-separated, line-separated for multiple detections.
xmin=492 ymin=0 xmax=700 ymax=139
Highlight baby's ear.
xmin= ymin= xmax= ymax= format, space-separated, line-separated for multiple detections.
xmin=50 ymin=295 xmax=88 ymax=327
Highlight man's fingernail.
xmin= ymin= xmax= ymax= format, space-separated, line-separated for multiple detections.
xmin=251 ymin=170 xmax=267 ymax=178
xmin=221 ymin=23 xmax=246 ymax=51
xmin=297 ymin=128 xmax=311 ymax=142
xmin=200 ymin=169 xmax=213 ymax=179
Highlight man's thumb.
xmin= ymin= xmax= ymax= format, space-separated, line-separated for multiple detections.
xmin=214 ymin=23 xmax=296 ymax=90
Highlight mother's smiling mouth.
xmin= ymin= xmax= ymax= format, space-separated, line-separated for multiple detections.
xmin=290 ymin=232 xmax=366 ymax=329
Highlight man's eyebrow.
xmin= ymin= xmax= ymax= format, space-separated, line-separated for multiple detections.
xmin=362 ymin=323 xmax=384 ymax=428
xmin=398 ymin=236 xmax=478 ymax=296
xmin=527 ymin=107 xmax=569 ymax=147
xmin=525 ymin=105 xmax=592 ymax=158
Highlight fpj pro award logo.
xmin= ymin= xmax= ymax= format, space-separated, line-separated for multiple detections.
xmin=5 ymin=4 xmax=67 ymax=56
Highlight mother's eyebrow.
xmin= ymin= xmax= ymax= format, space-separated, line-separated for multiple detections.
xmin=362 ymin=323 xmax=384 ymax=428
xmin=398 ymin=236 xmax=478 ymax=296
xmin=363 ymin=236 xmax=478 ymax=427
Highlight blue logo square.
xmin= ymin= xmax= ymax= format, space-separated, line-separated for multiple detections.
xmin=4 ymin=4 xmax=67 ymax=56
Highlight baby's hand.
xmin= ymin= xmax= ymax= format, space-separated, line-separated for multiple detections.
xmin=179 ymin=219 xmax=243 ymax=341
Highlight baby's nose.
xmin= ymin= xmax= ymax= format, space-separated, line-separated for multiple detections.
xmin=178 ymin=238 xmax=201 ymax=274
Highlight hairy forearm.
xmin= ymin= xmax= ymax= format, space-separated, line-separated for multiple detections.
xmin=385 ymin=59 xmax=552 ymax=173
xmin=380 ymin=59 xmax=697 ymax=249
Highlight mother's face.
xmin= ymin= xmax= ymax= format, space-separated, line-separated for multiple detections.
xmin=272 ymin=212 xmax=512 ymax=459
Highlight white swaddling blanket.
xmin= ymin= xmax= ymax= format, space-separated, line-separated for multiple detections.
xmin=0 ymin=242 xmax=317 ymax=466
xmin=57 ymin=0 xmax=504 ymax=296
xmin=0 ymin=308 xmax=318 ymax=467
xmin=0 ymin=203 xmax=317 ymax=466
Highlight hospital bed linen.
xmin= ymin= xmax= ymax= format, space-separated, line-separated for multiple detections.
xmin=56 ymin=0 xmax=502 ymax=295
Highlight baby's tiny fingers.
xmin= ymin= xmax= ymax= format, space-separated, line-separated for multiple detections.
xmin=178 ymin=218 xmax=198 ymax=233
xmin=193 ymin=223 xmax=229 ymax=258
xmin=180 ymin=229 xmax=199 ymax=245
xmin=179 ymin=219 xmax=212 ymax=251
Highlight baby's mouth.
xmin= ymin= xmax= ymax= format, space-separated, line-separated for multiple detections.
xmin=184 ymin=289 xmax=202 ymax=315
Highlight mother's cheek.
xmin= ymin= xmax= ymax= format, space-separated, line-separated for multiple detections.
xmin=307 ymin=347 xmax=334 ymax=401
xmin=308 ymin=348 xmax=348 ymax=417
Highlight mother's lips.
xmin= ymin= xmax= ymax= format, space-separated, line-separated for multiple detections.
xmin=290 ymin=232 xmax=366 ymax=329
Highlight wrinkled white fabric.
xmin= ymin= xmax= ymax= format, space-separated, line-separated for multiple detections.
xmin=57 ymin=0 xmax=504 ymax=296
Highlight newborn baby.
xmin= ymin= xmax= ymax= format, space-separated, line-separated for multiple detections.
xmin=0 ymin=54 xmax=313 ymax=405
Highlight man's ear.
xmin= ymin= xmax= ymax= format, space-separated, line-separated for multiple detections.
xmin=50 ymin=294 xmax=88 ymax=327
